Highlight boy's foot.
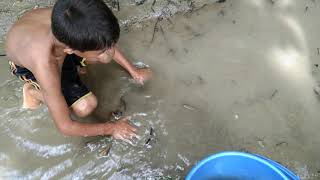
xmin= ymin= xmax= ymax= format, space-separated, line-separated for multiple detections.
xmin=22 ymin=83 xmax=41 ymax=109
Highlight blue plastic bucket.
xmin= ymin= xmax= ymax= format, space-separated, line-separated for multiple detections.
xmin=186 ymin=152 xmax=300 ymax=180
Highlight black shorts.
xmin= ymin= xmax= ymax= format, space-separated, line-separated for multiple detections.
xmin=9 ymin=54 xmax=91 ymax=107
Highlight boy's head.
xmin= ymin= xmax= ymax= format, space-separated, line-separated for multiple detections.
xmin=51 ymin=0 xmax=120 ymax=60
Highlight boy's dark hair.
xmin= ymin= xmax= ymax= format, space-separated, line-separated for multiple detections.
xmin=51 ymin=0 xmax=120 ymax=51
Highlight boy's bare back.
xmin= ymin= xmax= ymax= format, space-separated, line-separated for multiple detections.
xmin=6 ymin=8 xmax=65 ymax=71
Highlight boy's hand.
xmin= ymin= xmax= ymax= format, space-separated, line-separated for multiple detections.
xmin=132 ymin=68 xmax=152 ymax=85
xmin=109 ymin=117 xmax=138 ymax=141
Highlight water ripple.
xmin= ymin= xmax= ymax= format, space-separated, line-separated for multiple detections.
xmin=9 ymin=132 xmax=73 ymax=158
xmin=40 ymin=159 xmax=73 ymax=180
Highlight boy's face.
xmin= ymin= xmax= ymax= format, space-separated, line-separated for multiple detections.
xmin=65 ymin=47 xmax=116 ymax=64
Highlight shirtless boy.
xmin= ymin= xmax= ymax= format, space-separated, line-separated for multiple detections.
xmin=5 ymin=0 xmax=151 ymax=141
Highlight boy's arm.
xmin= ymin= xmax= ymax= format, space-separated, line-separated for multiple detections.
xmin=112 ymin=46 xmax=137 ymax=77
xmin=32 ymin=59 xmax=136 ymax=138
xmin=112 ymin=46 xmax=152 ymax=84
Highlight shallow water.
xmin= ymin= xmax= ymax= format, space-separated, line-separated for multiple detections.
xmin=1 ymin=0 xmax=320 ymax=179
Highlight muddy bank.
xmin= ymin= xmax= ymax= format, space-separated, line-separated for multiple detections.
xmin=0 ymin=0 xmax=218 ymax=42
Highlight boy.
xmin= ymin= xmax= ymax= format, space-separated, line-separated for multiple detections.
xmin=5 ymin=0 xmax=151 ymax=140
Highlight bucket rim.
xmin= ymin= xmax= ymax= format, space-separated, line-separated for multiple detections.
xmin=186 ymin=151 xmax=290 ymax=180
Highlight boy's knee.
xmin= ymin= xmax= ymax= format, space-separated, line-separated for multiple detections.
xmin=71 ymin=94 xmax=98 ymax=118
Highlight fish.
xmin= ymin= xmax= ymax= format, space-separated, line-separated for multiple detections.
xmin=145 ymin=127 xmax=155 ymax=146
xmin=99 ymin=144 xmax=112 ymax=157
xmin=135 ymin=0 xmax=147 ymax=6
xmin=145 ymin=138 xmax=152 ymax=145
xmin=150 ymin=127 xmax=154 ymax=136
xmin=111 ymin=110 xmax=123 ymax=120
xmin=183 ymin=104 xmax=196 ymax=111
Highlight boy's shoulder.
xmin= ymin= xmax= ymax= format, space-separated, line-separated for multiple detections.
xmin=8 ymin=8 xmax=52 ymax=38
xmin=6 ymin=8 xmax=53 ymax=65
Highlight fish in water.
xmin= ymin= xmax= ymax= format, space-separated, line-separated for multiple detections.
xmin=134 ymin=61 xmax=150 ymax=69
xmin=145 ymin=138 xmax=152 ymax=145
xmin=110 ymin=96 xmax=127 ymax=120
xmin=111 ymin=110 xmax=123 ymax=120
xmin=150 ymin=127 xmax=154 ymax=136
xmin=99 ymin=144 xmax=112 ymax=157
xmin=217 ymin=0 xmax=226 ymax=3
xmin=183 ymin=104 xmax=196 ymax=111
xmin=145 ymin=127 xmax=155 ymax=146
xmin=135 ymin=0 xmax=147 ymax=6
xmin=314 ymin=85 xmax=320 ymax=95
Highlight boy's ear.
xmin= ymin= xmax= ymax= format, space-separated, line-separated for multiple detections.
xmin=63 ymin=48 xmax=74 ymax=54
